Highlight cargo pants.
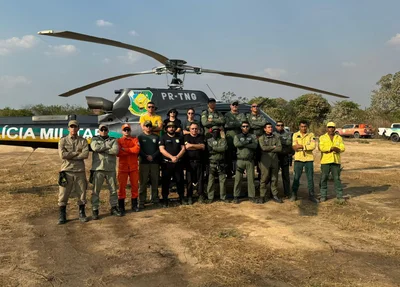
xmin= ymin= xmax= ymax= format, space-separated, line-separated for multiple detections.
xmin=58 ymin=171 xmax=87 ymax=206
xmin=139 ymin=163 xmax=160 ymax=204
xmin=91 ymin=171 xmax=118 ymax=210
xmin=320 ymin=163 xmax=343 ymax=199
xmin=233 ymin=159 xmax=256 ymax=198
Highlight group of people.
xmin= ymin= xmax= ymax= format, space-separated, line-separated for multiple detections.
xmin=56 ymin=98 xmax=345 ymax=225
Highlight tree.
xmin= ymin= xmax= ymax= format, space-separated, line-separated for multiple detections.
xmin=371 ymin=72 xmax=400 ymax=115
xmin=290 ymin=93 xmax=331 ymax=125
xmin=327 ymin=100 xmax=365 ymax=125
xmin=221 ymin=91 xmax=248 ymax=104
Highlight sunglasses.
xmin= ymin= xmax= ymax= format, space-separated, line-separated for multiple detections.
xmin=145 ymin=125 xmax=152 ymax=128
xmin=123 ymin=128 xmax=131 ymax=132
xmin=276 ymin=124 xmax=284 ymax=126
xmin=242 ymin=125 xmax=249 ymax=128
xmin=251 ymin=105 xmax=259 ymax=108
xmin=100 ymin=128 xmax=108 ymax=132
xmin=187 ymin=112 xmax=194 ymax=115
xmin=147 ymin=106 xmax=155 ymax=109
xmin=232 ymin=103 xmax=238 ymax=106
xmin=69 ymin=125 xmax=78 ymax=128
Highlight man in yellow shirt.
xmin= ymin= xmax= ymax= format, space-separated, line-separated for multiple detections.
xmin=318 ymin=122 xmax=345 ymax=202
xmin=291 ymin=120 xmax=318 ymax=203
xmin=139 ymin=101 xmax=163 ymax=135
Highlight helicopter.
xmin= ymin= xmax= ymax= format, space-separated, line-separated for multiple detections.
xmin=0 ymin=30 xmax=348 ymax=149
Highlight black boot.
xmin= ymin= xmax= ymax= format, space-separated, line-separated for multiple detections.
xmin=118 ymin=199 xmax=126 ymax=216
xmin=79 ymin=205 xmax=88 ymax=223
xmin=131 ymin=198 xmax=139 ymax=212
xmin=272 ymin=196 xmax=283 ymax=204
xmin=111 ymin=206 xmax=122 ymax=217
xmin=92 ymin=209 xmax=99 ymax=220
xmin=232 ymin=197 xmax=240 ymax=204
xmin=58 ymin=206 xmax=67 ymax=225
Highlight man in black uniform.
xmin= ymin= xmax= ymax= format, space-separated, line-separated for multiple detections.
xmin=159 ymin=121 xmax=186 ymax=207
xmin=138 ymin=120 xmax=161 ymax=209
xmin=184 ymin=122 xmax=206 ymax=205
xmin=274 ymin=121 xmax=293 ymax=198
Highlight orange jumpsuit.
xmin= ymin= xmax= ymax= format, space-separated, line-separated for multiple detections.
xmin=117 ymin=136 xmax=140 ymax=199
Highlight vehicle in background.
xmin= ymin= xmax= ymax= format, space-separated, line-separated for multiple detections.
xmin=335 ymin=124 xmax=373 ymax=138
xmin=378 ymin=123 xmax=400 ymax=142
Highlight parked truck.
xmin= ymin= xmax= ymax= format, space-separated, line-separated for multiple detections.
xmin=335 ymin=124 xmax=373 ymax=138
xmin=378 ymin=123 xmax=400 ymax=142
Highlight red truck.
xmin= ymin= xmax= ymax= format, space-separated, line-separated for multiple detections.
xmin=335 ymin=124 xmax=373 ymax=138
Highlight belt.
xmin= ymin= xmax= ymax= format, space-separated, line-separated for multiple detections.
xmin=189 ymin=159 xmax=202 ymax=163
xmin=237 ymin=157 xmax=252 ymax=161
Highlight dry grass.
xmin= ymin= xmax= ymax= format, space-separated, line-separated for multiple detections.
xmin=1 ymin=141 xmax=400 ymax=286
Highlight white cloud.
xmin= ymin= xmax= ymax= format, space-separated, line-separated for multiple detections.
xmin=129 ymin=30 xmax=139 ymax=36
xmin=117 ymin=51 xmax=141 ymax=64
xmin=260 ymin=68 xmax=288 ymax=79
xmin=342 ymin=61 xmax=356 ymax=68
xmin=96 ymin=19 xmax=113 ymax=27
xmin=387 ymin=33 xmax=400 ymax=46
xmin=45 ymin=45 xmax=78 ymax=56
xmin=102 ymin=58 xmax=111 ymax=64
xmin=0 ymin=75 xmax=31 ymax=89
xmin=0 ymin=35 xmax=38 ymax=56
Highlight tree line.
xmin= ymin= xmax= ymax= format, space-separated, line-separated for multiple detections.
xmin=225 ymin=71 xmax=400 ymax=134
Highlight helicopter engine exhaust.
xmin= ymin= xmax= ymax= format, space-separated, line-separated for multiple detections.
xmin=86 ymin=96 xmax=113 ymax=111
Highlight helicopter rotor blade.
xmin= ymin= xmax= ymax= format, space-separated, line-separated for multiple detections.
xmin=201 ymin=68 xmax=348 ymax=98
xmin=58 ymin=71 xmax=154 ymax=97
xmin=38 ymin=30 xmax=170 ymax=65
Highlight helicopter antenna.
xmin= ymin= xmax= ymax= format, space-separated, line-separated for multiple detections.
xmin=206 ymin=84 xmax=217 ymax=99
xmin=21 ymin=147 xmax=38 ymax=167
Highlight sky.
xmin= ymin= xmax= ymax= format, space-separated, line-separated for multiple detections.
xmin=1 ymin=0 xmax=400 ymax=109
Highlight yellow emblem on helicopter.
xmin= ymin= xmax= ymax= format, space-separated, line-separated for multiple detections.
xmin=128 ymin=90 xmax=154 ymax=116
xmin=134 ymin=93 xmax=150 ymax=110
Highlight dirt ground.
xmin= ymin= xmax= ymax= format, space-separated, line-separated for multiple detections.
xmin=0 ymin=139 xmax=399 ymax=287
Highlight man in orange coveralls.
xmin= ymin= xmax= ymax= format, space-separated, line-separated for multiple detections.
xmin=117 ymin=123 xmax=140 ymax=215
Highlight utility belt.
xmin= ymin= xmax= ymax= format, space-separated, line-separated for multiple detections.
xmin=210 ymin=160 xmax=224 ymax=165
xmin=237 ymin=157 xmax=253 ymax=161
xmin=163 ymin=158 xmax=182 ymax=163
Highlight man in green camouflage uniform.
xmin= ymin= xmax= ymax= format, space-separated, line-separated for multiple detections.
xmin=233 ymin=121 xmax=258 ymax=204
xmin=90 ymin=124 xmax=122 ymax=220
xmin=247 ymin=103 xmax=268 ymax=181
xmin=57 ymin=120 xmax=89 ymax=224
xmin=207 ymin=126 xmax=228 ymax=202
xmin=259 ymin=123 xmax=283 ymax=204
xmin=274 ymin=121 xmax=293 ymax=198
xmin=224 ymin=101 xmax=246 ymax=177
xmin=201 ymin=98 xmax=225 ymax=138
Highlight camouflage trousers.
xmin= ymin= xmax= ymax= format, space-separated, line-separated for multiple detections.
xmin=207 ymin=162 xmax=226 ymax=200
xmin=58 ymin=171 xmax=87 ymax=206
xmin=91 ymin=171 xmax=118 ymax=210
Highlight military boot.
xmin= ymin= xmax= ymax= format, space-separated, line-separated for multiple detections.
xmin=232 ymin=197 xmax=240 ymax=204
xmin=289 ymin=193 xmax=297 ymax=202
xmin=79 ymin=205 xmax=88 ymax=223
xmin=118 ymin=199 xmax=126 ymax=216
xmin=309 ymin=196 xmax=319 ymax=204
xmin=187 ymin=197 xmax=193 ymax=205
xmin=111 ymin=206 xmax=122 ymax=217
xmin=92 ymin=209 xmax=99 ymax=220
xmin=58 ymin=206 xmax=67 ymax=225
xmin=131 ymin=198 xmax=139 ymax=212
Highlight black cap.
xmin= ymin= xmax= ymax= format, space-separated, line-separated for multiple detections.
xmin=208 ymin=98 xmax=216 ymax=103
xmin=231 ymin=101 xmax=239 ymax=105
